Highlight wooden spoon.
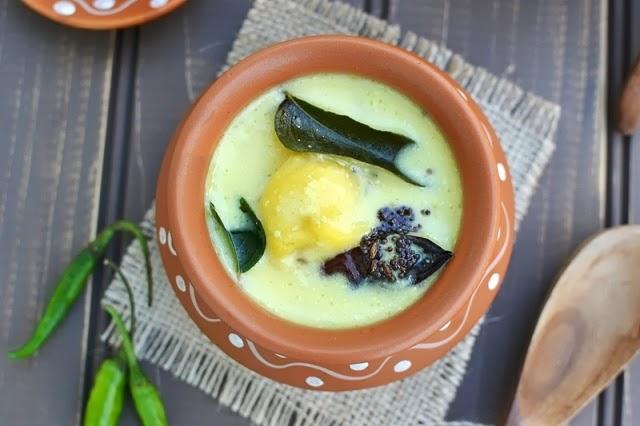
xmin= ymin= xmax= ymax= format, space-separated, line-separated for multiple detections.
xmin=506 ymin=225 xmax=640 ymax=426
xmin=618 ymin=57 xmax=640 ymax=135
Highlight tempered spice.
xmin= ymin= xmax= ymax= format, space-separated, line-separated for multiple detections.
xmin=323 ymin=206 xmax=452 ymax=287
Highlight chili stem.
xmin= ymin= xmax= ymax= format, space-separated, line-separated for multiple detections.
xmin=103 ymin=259 xmax=136 ymax=338
xmin=109 ymin=220 xmax=154 ymax=307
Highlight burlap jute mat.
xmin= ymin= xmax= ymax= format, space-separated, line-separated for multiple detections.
xmin=103 ymin=1 xmax=560 ymax=424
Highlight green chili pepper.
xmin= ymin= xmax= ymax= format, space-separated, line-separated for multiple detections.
xmin=105 ymin=305 xmax=168 ymax=426
xmin=84 ymin=260 xmax=139 ymax=426
xmin=83 ymin=357 xmax=126 ymax=426
xmin=7 ymin=220 xmax=153 ymax=360
xmin=129 ymin=369 xmax=169 ymax=426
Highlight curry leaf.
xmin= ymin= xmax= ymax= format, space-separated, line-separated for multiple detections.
xmin=323 ymin=234 xmax=452 ymax=287
xmin=274 ymin=94 xmax=424 ymax=186
xmin=403 ymin=235 xmax=453 ymax=284
xmin=208 ymin=202 xmax=238 ymax=271
xmin=209 ymin=198 xmax=266 ymax=273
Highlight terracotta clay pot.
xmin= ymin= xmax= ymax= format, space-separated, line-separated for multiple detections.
xmin=22 ymin=0 xmax=186 ymax=29
xmin=155 ymin=36 xmax=515 ymax=391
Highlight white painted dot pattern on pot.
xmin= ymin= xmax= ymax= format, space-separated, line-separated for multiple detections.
xmin=228 ymin=333 xmax=244 ymax=348
xmin=456 ymin=88 xmax=468 ymax=102
xmin=488 ymin=273 xmax=501 ymax=290
xmin=175 ymin=275 xmax=186 ymax=292
xmin=305 ymin=376 xmax=324 ymax=387
xmin=482 ymin=123 xmax=494 ymax=146
xmin=167 ymin=232 xmax=177 ymax=256
xmin=393 ymin=360 xmax=412 ymax=373
xmin=497 ymin=163 xmax=507 ymax=181
xmin=93 ymin=0 xmax=116 ymax=9
xmin=150 ymin=0 xmax=168 ymax=8
xmin=158 ymin=227 xmax=167 ymax=245
xmin=349 ymin=362 xmax=369 ymax=371
xmin=53 ymin=1 xmax=76 ymax=15
xmin=439 ymin=320 xmax=451 ymax=331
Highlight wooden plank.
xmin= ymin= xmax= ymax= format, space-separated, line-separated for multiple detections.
xmin=387 ymin=0 xmax=606 ymax=424
xmin=602 ymin=0 xmax=627 ymax=424
xmin=627 ymin=364 xmax=640 ymax=426
xmin=603 ymin=0 xmax=628 ymax=424
xmin=0 ymin=1 xmax=114 ymax=425
xmin=624 ymin=0 xmax=640 ymax=422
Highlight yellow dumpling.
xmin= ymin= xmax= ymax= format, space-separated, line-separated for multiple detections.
xmin=259 ymin=154 xmax=366 ymax=259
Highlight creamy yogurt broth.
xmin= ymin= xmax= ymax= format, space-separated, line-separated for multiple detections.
xmin=205 ymin=73 xmax=462 ymax=329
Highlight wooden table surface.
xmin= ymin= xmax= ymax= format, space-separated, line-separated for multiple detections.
xmin=0 ymin=0 xmax=638 ymax=425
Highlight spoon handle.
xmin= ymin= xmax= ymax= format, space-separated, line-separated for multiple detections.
xmin=504 ymin=402 xmax=523 ymax=426
xmin=619 ymin=56 xmax=640 ymax=135
xmin=504 ymin=401 xmax=568 ymax=426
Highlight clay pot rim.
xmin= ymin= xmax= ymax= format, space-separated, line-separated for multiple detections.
xmin=166 ymin=35 xmax=502 ymax=364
